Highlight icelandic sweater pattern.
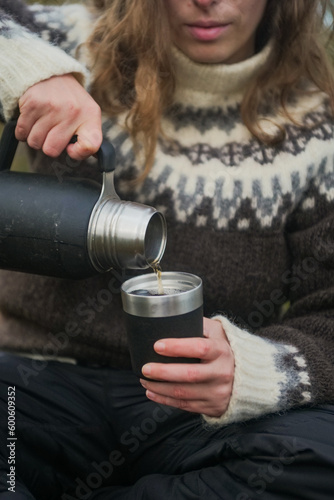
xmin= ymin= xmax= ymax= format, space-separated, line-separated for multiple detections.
xmin=0 ymin=1 xmax=334 ymax=426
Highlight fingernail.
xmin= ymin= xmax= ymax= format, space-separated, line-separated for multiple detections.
xmin=142 ymin=364 xmax=151 ymax=376
xmin=140 ymin=379 xmax=147 ymax=388
xmin=146 ymin=390 xmax=156 ymax=400
xmin=154 ymin=341 xmax=165 ymax=352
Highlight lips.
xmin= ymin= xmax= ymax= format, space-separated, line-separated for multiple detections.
xmin=186 ymin=21 xmax=230 ymax=42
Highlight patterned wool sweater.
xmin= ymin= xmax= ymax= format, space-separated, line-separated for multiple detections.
xmin=0 ymin=1 xmax=334 ymax=427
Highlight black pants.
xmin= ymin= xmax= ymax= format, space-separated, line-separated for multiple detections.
xmin=0 ymin=353 xmax=334 ymax=500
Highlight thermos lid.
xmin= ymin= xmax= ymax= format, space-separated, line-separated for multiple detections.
xmin=121 ymin=272 xmax=203 ymax=317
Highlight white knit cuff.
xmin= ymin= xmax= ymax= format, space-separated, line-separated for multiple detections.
xmin=202 ymin=315 xmax=286 ymax=427
xmin=0 ymin=36 xmax=88 ymax=121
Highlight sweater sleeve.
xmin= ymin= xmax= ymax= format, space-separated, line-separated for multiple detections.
xmin=0 ymin=0 xmax=92 ymax=121
xmin=204 ymin=159 xmax=334 ymax=427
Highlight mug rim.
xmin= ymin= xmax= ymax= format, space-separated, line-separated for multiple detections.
xmin=121 ymin=271 xmax=203 ymax=317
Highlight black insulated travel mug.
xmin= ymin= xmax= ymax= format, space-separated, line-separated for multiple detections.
xmin=121 ymin=272 xmax=203 ymax=379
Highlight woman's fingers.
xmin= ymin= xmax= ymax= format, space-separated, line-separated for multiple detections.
xmin=151 ymin=318 xmax=229 ymax=360
xmin=140 ymin=317 xmax=235 ymax=418
xmin=142 ymin=359 xmax=213 ymax=383
xmin=152 ymin=337 xmax=214 ymax=362
xmin=142 ymin=384 xmax=221 ymax=415
xmin=16 ymin=73 xmax=102 ymax=160
xmin=140 ymin=369 xmax=232 ymax=417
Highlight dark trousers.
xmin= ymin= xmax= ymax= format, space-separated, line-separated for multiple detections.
xmin=1 ymin=352 xmax=334 ymax=500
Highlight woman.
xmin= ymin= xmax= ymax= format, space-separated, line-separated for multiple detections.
xmin=0 ymin=0 xmax=334 ymax=498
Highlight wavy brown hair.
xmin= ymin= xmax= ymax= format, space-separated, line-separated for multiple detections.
xmin=86 ymin=0 xmax=334 ymax=179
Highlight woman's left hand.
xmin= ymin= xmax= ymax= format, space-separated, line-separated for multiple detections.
xmin=140 ymin=317 xmax=235 ymax=418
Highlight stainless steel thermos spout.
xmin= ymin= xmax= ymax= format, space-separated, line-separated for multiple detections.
xmin=0 ymin=120 xmax=167 ymax=279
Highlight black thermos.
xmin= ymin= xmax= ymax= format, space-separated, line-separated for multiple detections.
xmin=0 ymin=120 xmax=166 ymax=279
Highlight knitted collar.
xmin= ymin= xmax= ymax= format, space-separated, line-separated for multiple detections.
xmin=171 ymin=43 xmax=271 ymax=106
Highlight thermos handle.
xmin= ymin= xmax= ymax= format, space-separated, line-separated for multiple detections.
xmin=0 ymin=119 xmax=116 ymax=173
xmin=97 ymin=140 xmax=116 ymax=173
xmin=0 ymin=120 xmax=18 ymax=172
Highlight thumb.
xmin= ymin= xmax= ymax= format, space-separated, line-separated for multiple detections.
xmin=66 ymin=128 xmax=103 ymax=161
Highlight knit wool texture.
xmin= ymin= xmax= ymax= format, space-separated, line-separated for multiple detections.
xmin=0 ymin=2 xmax=334 ymax=426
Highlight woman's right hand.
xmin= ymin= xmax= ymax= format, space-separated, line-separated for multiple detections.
xmin=16 ymin=73 xmax=102 ymax=161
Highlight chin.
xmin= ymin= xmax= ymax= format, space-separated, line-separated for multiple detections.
xmin=180 ymin=45 xmax=232 ymax=65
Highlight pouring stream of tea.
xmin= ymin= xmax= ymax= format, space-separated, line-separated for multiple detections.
xmin=152 ymin=264 xmax=165 ymax=295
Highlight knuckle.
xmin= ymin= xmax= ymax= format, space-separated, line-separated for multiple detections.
xmin=15 ymin=124 xmax=28 ymax=141
xmin=216 ymin=384 xmax=229 ymax=400
xmin=197 ymin=339 xmax=210 ymax=358
xmin=225 ymin=362 xmax=234 ymax=381
xmin=42 ymin=144 xmax=61 ymax=158
xmin=67 ymin=103 xmax=81 ymax=120
xmin=173 ymin=385 xmax=186 ymax=400
xmin=186 ymin=366 xmax=200 ymax=383
xmin=46 ymin=101 xmax=60 ymax=115
xmin=215 ymin=381 xmax=232 ymax=402
xmin=38 ymin=98 xmax=56 ymax=114
xmin=23 ymin=98 xmax=58 ymax=118
xmin=27 ymin=137 xmax=41 ymax=151
xmin=20 ymin=95 xmax=38 ymax=111
xmin=177 ymin=399 xmax=189 ymax=410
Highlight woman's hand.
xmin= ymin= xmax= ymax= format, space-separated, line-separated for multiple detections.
xmin=16 ymin=74 xmax=102 ymax=160
xmin=140 ymin=317 xmax=235 ymax=418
